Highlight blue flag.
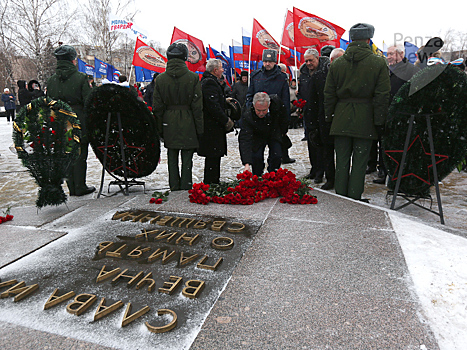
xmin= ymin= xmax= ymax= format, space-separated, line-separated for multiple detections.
xmin=94 ymin=58 xmax=109 ymax=78
xmin=134 ymin=66 xmax=157 ymax=82
xmin=404 ymin=42 xmax=419 ymax=64
xmin=77 ymin=58 xmax=95 ymax=76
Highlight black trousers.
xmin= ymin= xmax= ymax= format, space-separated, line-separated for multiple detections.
xmin=5 ymin=109 xmax=15 ymax=122
xmin=204 ymin=156 xmax=221 ymax=185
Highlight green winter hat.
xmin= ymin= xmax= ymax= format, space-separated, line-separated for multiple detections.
xmin=349 ymin=23 xmax=375 ymax=41
xmin=54 ymin=45 xmax=77 ymax=61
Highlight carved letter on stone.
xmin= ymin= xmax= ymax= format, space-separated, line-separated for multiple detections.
xmin=147 ymin=248 xmax=176 ymax=264
xmin=211 ymin=220 xmax=226 ymax=231
xmin=182 ymin=280 xmax=205 ymax=299
xmin=175 ymin=232 xmax=200 ymax=246
xmin=145 ymin=309 xmax=178 ymax=333
xmin=158 ymin=276 xmax=182 ymax=295
xmin=227 ymin=222 xmax=246 ymax=233
xmin=211 ymin=237 xmax=234 ymax=250
xmin=66 ymin=294 xmax=97 ymax=316
xmin=0 ymin=281 xmax=39 ymax=302
xmin=44 ymin=289 xmax=76 ymax=310
xmin=179 ymin=252 xmax=200 ymax=267
xmin=111 ymin=269 xmax=144 ymax=288
xmin=156 ymin=216 xmax=173 ymax=226
xmin=105 ymin=244 xmax=128 ymax=258
xmin=127 ymin=246 xmax=151 ymax=259
xmin=97 ymin=241 xmax=114 ymax=254
xmin=136 ymin=272 xmax=156 ymax=292
xmin=135 ymin=229 xmax=160 ymax=241
xmin=94 ymin=297 xmax=124 ymax=321
xmin=96 ymin=265 xmax=122 ymax=283
xmin=197 ymin=256 xmax=223 ymax=271
xmin=121 ymin=303 xmax=150 ymax=327
xmin=193 ymin=219 xmax=211 ymax=229
xmin=153 ymin=230 xmax=178 ymax=243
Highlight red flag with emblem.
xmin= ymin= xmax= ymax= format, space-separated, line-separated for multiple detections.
xmin=170 ymin=27 xmax=207 ymax=72
xmin=293 ymin=7 xmax=345 ymax=51
xmin=132 ymin=37 xmax=167 ymax=73
xmin=251 ymin=19 xmax=280 ymax=62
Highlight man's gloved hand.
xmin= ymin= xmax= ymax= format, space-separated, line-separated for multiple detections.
xmin=225 ymin=117 xmax=234 ymax=132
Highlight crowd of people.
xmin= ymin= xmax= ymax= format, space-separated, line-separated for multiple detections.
xmin=3 ymin=22 xmax=466 ymax=201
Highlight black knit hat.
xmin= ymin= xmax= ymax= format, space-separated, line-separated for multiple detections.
xmin=240 ymin=71 xmax=248 ymax=77
xmin=54 ymin=45 xmax=77 ymax=61
xmin=320 ymin=45 xmax=335 ymax=57
xmin=349 ymin=23 xmax=375 ymax=41
xmin=167 ymin=43 xmax=188 ymax=61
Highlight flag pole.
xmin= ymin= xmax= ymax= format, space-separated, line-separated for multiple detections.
xmin=128 ymin=65 xmax=134 ymax=83
xmin=248 ymin=21 xmax=254 ymax=85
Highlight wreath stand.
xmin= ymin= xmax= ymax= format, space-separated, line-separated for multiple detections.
xmin=389 ymin=112 xmax=445 ymax=224
xmin=97 ymin=112 xmax=145 ymax=198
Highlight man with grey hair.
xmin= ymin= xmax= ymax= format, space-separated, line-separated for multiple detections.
xmin=330 ymin=48 xmax=345 ymax=63
xmin=198 ymin=58 xmax=234 ymax=184
xmin=299 ymin=47 xmax=330 ymax=183
xmin=239 ymin=92 xmax=289 ymax=176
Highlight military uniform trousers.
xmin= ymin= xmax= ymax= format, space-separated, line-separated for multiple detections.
xmin=167 ymin=148 xmax=195 ymax=191
xmin=334 ymin=136 xmax=372 ymax=200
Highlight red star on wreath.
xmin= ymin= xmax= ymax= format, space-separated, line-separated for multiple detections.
xmin=97 ymin=134 xmax=145 ymax=176
xmin=385 ymin=135 xmax=449 ymax=185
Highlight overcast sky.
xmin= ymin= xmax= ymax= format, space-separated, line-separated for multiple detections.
xmin=133 ymin=0 xmax=464 ymax=52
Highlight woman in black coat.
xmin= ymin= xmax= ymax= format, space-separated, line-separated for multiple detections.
xmin=198 ymin=59 xmax=234 ymax=184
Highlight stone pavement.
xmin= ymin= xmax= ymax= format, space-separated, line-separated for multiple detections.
xmin=0 ymin=188 xmax=441 ymax=349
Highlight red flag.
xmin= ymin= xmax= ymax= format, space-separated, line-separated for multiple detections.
xmin=132 ymin=37 xmax=167 ymax=73
xmin=293 ymin=7 xmax=345 ymax=51
xmin=251 ymin=19 xmax=280 ymax=62
xmin=281 ymin=10 xmax=295 ymax=49
xmin=170 ymin=27 xmax=207 ymax=72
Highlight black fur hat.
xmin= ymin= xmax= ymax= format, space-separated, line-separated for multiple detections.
xmin=167 ymin=43 xmax=188 ymax=61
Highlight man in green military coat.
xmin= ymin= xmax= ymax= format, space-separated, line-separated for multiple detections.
xmin=324 ymin=23 xmax=390 ymax=201
xmin=152 ymin=43 xmax=203 ymax=190
xmin=47 ymin=45 xmax=95 ymax=196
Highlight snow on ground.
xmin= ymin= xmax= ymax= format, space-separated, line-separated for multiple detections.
xmin=1 ymin=117 xmax=466 ymax=349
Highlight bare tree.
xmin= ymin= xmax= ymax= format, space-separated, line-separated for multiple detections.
xmin=0 ymin=0 xmax=16 ymax=90
xmin=3 ymin=0 xmax=77 ymax=85
xmin=80 ymin=0 xmax=137 ymax=63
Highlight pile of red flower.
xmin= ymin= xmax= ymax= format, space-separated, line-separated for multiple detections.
xmin=0 ymin=208 xmax=13 ymax=224
xmin=292 ymin=99 xmax=307 ymax=109
xmin=189 ymin=169 xmax=318 ymax=205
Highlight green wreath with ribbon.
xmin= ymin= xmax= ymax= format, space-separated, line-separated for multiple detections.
xmin=13 ymin=97 xmax=81 ymax=208
xmin=383 ymin=64 xmax=467 ymax=196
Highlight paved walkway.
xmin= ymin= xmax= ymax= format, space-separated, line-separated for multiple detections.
xmin=0 ymin=189 xmax=440 ymax=349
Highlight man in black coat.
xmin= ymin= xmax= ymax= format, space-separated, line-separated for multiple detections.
xmin=198 ymin=59 xmax=234 ymax=184
xmin=17 ymin=80 xmax=32 ymax=109
xmin=239 ymin=92 xmax=289 ymax=176
xmin=299 ymin=48 xmax=325 ymax=179
xmin=246 ymin=49 xmax=293 ymax=164
xmin=303 ymin=52 xmax=333 ymax=189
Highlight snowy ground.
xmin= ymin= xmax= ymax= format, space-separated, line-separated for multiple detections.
xmin=1 ymin=117 xmax=466 ymax=349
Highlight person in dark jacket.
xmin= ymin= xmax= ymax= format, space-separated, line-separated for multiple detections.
xmin=231 ymin=71 xmax=249 ymax=110
xmin=153 ymin=43 xmax=203 ymax=191
xmin=239 ymin=92 xmax=288 ymax=176
xmin=143 ymin=72 xmax=159 ymax=108
xmin=46 ymin=44 xmax=95 ymax=196
xmin=303 ymin=52 xmax=334 ymax=190
xmin=299 ymin=49 xmax=323 ymax=177
xmin=198 ymin=59 xmax=234 ymax=184
xmin=28 ymin=79 xmax=45 ymax=100
xmin=17 ymin=80 xmax=33 ymax=108
xmin=1 ymin=88 xmax=16 ymax=122
xmin=324 ymin=23 xmax=390 ymax=201
xmin=246 ymin=49 xmax=293 ymax=164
